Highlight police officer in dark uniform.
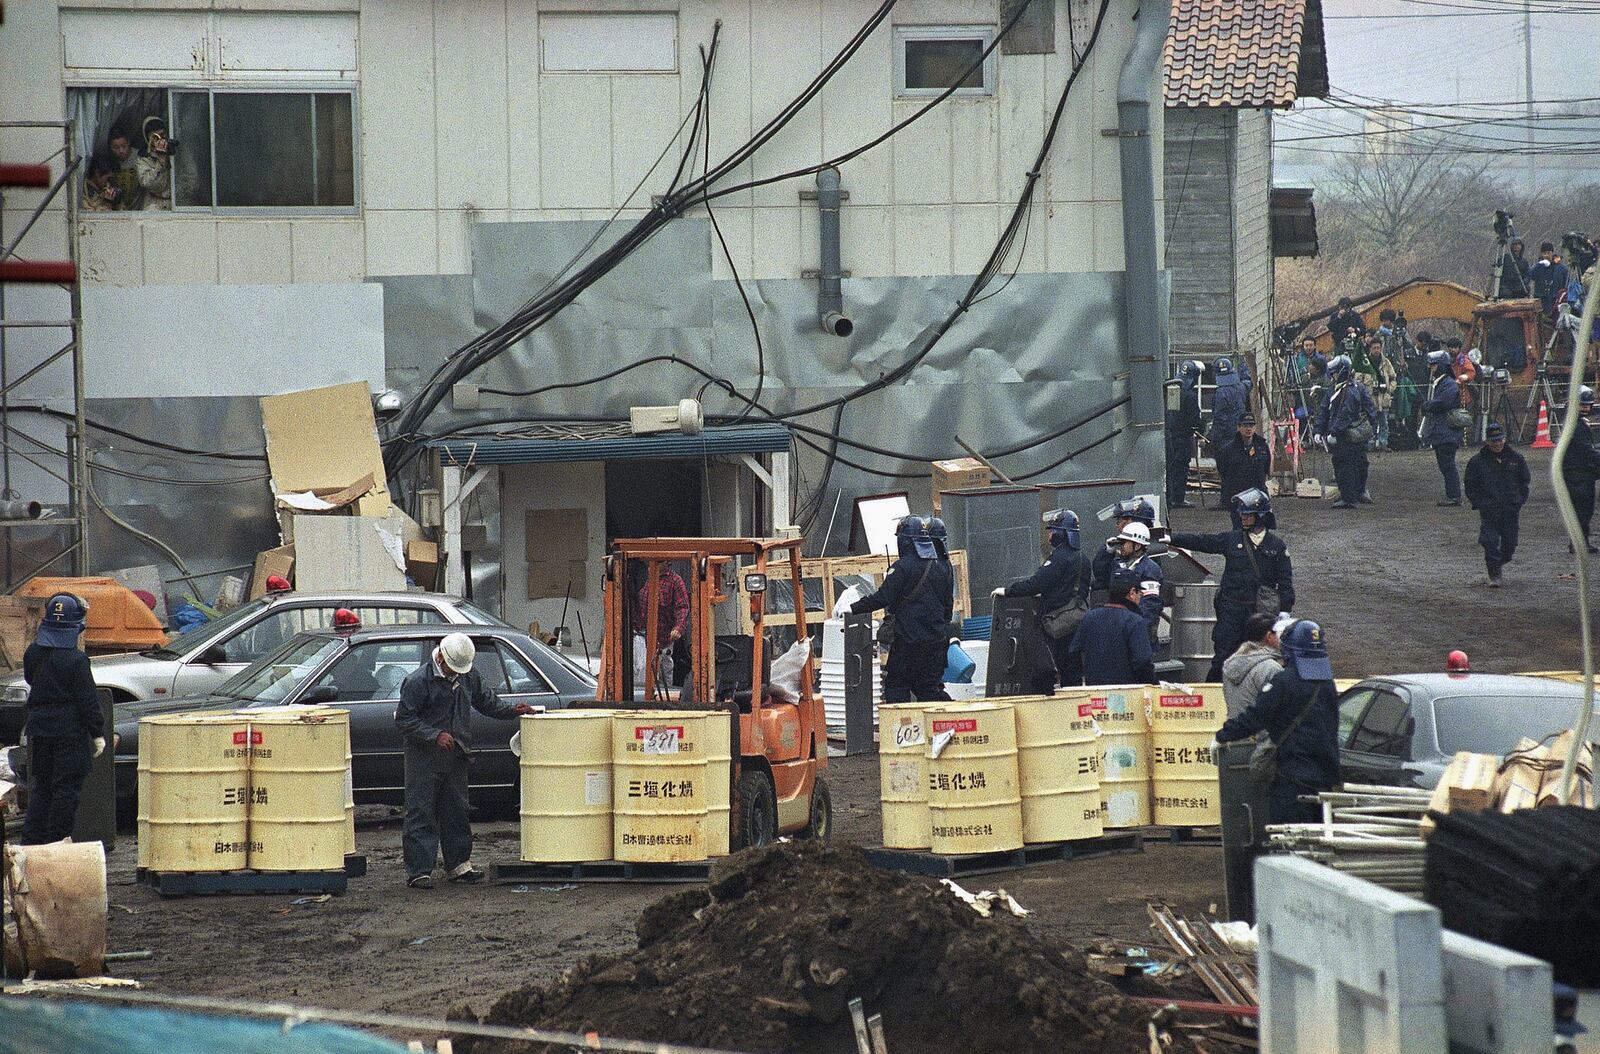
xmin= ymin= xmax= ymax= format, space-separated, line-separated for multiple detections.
xmin=1562 ymin=387 xmax=1600 ymax=553
xmin=1421 ymin=349 xmax=1465 ymax=506
xmin=1464 ymin=422 xmax=1530 ymax=587
xmin=1315 ymin=354 xmax=1380 ymax=509
xmin=1068 ymin=567 xmax=1156 ymax=686
xmin=1169 ymin=489 xmax=1295 ymax=683
xmin=1215 ymin=412 xmax=1272 ymax=507
xmin=20 ymin=593 xmax=105 ymax=844
xmin=995 ymin=508 xmax=1090 ymax=691
xmin=1167 ymin=360 xmax=1204 ymax=509
xmin=849 ymin=516 xmax=954 ymax=704
xmin=1089 ymin=520 xmax=1163 ymax=635
xmin=1208 ymin=357 xmax=1249 ymax=452
xmin=1215 ymin=619 xmax=1338 ymax=823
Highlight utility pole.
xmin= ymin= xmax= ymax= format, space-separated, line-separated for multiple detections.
xmin=1523 ymin=0 xmax=1536 ymax=193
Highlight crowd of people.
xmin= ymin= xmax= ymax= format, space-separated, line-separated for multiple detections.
xmin=81 ymin=116 xmax=174 ymax=212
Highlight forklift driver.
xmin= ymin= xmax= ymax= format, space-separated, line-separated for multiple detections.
xmin=845 ymin=517 xmax=954 ymax=704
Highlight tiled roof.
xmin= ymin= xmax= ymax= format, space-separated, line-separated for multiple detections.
xmin=1164 ymin=0 xmax=1328 ymax=109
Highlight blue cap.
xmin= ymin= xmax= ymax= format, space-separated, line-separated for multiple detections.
xmin=1281 ymin=620 xmax=1333 ymax=680
xmin=1109 ymin=567 xmax=1141 ymax=596
xmin=37 ymin=592 xmax=87 ymax=648
xmin=911 ymin=517 xmax=938 ymax=560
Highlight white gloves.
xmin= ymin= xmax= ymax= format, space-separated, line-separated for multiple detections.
xmin=92 ymin=737 xmax=106 ymax=758
xmin=991 ymin=587 xmax=1005 ymax=597
xmin=1326 ymin=433 xmax=1338 ymax=447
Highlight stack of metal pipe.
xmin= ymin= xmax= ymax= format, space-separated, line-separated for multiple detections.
xmin=1264 ymin=784 xmax=1432 ymax=895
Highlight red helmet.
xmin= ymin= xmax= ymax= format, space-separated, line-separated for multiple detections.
xmin=332 ymin=608 xmax=361 ymax=631
xmin=1446 ymin=650 xmax=1470 ymax=673
xmin=264 ymin=575 xmax=292 ymax=594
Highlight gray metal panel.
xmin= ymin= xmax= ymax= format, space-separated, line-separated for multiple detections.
xmin=1035 ymin=478 xmax=1140 ymax=555
xmin=941 ymin=486 xmax=1044 ymax=600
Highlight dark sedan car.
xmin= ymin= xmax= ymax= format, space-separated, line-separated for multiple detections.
xmin=1338 ymin=673 xmax=1592 ymax=789
xmin=114 ymin=624 xmax=596 ymax=816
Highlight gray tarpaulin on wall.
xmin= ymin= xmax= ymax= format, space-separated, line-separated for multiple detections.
xmin=379 ymin=217 xmax=1163 ymax=601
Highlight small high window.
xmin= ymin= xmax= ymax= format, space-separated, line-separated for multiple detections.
xmin=893 ymin=26 xmax=997 ymax=98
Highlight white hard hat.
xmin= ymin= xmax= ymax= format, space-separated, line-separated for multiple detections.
xmin=1116 ymin=522 xmax=1151 ymax=547
xmin=439 ymin=632 xmax=475 ymax=674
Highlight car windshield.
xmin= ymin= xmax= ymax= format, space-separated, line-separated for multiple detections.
xmin=455 ymin=600 xmax=512 ymax=629
xmin=158 ymin=597 xmax=272 ymax=657
xmin=1432 ymin=694 xmax=1589 ymax=756
xmin=216 ymin=635 xmax=343 ymax=704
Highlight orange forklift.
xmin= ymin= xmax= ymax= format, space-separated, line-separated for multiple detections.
xmin=598 ymin=536 xmax=831 ymax=849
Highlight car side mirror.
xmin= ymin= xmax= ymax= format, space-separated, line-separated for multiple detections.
xmin=197 ymin=645 xmax=228 ymax=665
xmin=302 ymin=685 xmax=339 ymax=704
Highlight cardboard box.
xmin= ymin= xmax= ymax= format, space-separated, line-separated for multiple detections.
xmin=293 ymin=515 xmax=407 ymax=593
xmin=931 ymin=458 xmax=989 ymax=513
xmin=260 ymin=383 xmax=391 ymax=519
xmin=406 ymin=539 xmax=440 ymax=591
xmin=249 ymin=544 xmax=296 ymax=600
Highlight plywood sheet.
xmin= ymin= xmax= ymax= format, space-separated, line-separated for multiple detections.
xmin=260 ymin=382 xmax=390 ymax=516
xmin=526 ymin=508 xmax=587 ymax=599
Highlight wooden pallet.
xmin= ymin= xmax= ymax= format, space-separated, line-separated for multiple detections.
xmin=135 ymin=853 xmax=365 ymax=896
xmin=1144 ymin=825 xmax=1224 ymax=846
xmin=138 ymin=867 xmax=348 ymax=897
xmin=738 ymin=550 xmax=973 ymax=634
xmin=861 ymin=831 xmax=1142 ymax=878
xmin=1149 ymin=902 xmax=1259 ymax=1010
xmin=487 ymin=859 xmax=714 ymax=884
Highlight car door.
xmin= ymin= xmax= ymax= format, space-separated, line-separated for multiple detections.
xmin=170 ymin=603 xmax=338 ymax=697
xmin=299 ymin=638 xmax=433 ymax=804
xmin=1339 ymin=687 xmax=1415 ymax=786
xmin=464 ymin=637 xmax=555 ymax=793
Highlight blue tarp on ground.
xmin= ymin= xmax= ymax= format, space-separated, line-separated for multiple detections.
xmin=0 ymin=997 xmax=410 ymax=1054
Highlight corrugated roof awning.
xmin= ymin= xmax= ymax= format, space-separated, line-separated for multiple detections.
xmin=429 ymin=423 xmax=791 ymax=466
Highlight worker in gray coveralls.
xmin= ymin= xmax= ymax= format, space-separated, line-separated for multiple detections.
xmin=395 ymin=632 xmax=534 ymax=888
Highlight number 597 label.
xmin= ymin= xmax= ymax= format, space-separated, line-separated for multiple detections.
xmin=640 ymin=727 xmax=682 ymax=754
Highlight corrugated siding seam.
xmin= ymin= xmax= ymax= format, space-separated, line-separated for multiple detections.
xmin=429 ymin=425 xmax=792 ymax=465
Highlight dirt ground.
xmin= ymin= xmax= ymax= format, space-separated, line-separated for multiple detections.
xmin=95 ymin=447 xmax=1585 ymax=1043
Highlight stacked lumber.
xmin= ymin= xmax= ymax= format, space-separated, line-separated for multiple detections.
xmin=1424 ymin=806 xmax=1600 ymax=985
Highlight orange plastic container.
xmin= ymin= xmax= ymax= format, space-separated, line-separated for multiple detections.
xmin=18 ymin=577 xmax=166 ymax=650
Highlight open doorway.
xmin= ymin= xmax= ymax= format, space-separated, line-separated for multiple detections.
xmin=606 ymin=459 xmax=704 ymax=689
xmin=604 ymin=459 xmax=703 ymax=540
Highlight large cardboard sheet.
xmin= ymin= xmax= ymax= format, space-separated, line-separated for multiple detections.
xmin=293 ymin=516 xmax=406 ymax=593
xmin=260 ymin=382 xmax=390 ymax=517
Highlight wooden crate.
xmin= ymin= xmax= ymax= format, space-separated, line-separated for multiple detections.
xmin=738 ymin=550 xmax=972 ymax=635
xmin=0 ymin=595 xmax=44 ymax=670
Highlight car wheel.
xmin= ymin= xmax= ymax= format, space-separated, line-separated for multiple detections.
xmin=799 ymin=776 xmax=832 ymax=842
xmin=735 ymin=769 xmax=777 ymax=850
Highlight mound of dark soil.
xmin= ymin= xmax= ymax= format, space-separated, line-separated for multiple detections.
xmin=466 ymin=842 xmax=1188 ymax=1054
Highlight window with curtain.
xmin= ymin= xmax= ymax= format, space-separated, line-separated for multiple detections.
xmin=67 ymin=86 xmax=357 ymax=213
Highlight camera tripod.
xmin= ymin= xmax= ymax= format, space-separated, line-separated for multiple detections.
xmin=1523 ymin=359 xmax=1564 ymax=441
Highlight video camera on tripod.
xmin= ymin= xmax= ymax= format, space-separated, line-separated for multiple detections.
xmin=1489 ymin=209 xmax=1520 ymax=300
xmin=1562 ymin=231 xmax=1598 ymax=275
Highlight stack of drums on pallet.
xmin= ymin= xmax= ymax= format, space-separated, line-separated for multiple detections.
xmin=610 ymin=710 xmax=733 ymax=863
xmin=519 ymin=711 xmax=613 ymax=863
xmin=246 ymin=707 xmax=350 ymax=872
xmin=925 ymin=702 xmax=1023 ymax=855
xmin=1149 ymin=684 xmax=1225 ymax=827
xmin=137 ymin=707 xmax=352 ymax=874
xmin=878 ymin=702 xmax=931 ymax=849
xmin=138 ymin=714 xmax=251 ymax=873
xmin=1077 ymin=686 xmax=1153 ymax=829
xmin=1012 ymin=697 xmax=1103 ymax=843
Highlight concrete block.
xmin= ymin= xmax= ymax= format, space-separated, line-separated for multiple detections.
xmin=1441 ymin=930 xmax=1552 ymax=1054
xmin=1255 ymin=856 xmax=1447 ymax=1054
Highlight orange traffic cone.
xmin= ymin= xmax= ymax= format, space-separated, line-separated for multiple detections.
xmin=1533 ymin=401 xmax=1555 ymax=449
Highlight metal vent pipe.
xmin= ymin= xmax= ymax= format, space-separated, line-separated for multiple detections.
xmin=815 ymin=167 xmax=853 ymax=337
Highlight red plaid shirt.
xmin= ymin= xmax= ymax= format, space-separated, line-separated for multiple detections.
xmin=635 ymin=571 xmax=689 ymax=649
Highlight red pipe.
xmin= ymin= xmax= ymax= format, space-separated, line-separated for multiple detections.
xmin=0 ymin=261 xmax=77 ymax=284
xmin=0 ymin=164 xmax=51 ymax=188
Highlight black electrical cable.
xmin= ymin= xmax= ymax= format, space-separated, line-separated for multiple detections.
xmin=382 ymin=0 xmax=904 ymax=467
xmin=696 ymin=39 xmax=765 ymax=424
xmin=8 ymin=404 xmax=266 ymax=461
xmin=1013 ymin=427 xmax=1123 ymax=482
